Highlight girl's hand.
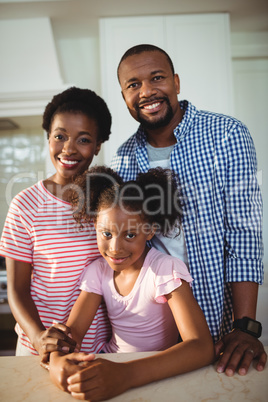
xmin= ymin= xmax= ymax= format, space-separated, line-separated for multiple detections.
xmin=67 ymin=358 xmax=130 ymax=401
xmin=35 ymin=323 xmax=79 ymax=364
xmin=49 ymin=352 xmax=95 ymax=392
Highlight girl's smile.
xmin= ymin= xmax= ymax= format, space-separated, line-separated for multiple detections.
xmin=95 ymin=206 xmax=155 ymax=274
xmin=106 ymin=255 xmax=129 ymax=264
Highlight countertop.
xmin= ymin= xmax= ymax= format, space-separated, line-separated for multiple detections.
xmin=0 ymin=348 xmax=267 ymax=401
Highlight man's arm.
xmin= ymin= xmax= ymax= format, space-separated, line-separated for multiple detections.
xmin=215 ymin=121 xmax=266 ymax=375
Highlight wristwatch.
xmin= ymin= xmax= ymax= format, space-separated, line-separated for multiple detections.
xmin=232 ymin=316 xmax=262 ymax=338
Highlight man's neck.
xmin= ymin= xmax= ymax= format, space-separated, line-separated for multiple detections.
xmin=145 ymin=106 xmax=184 ymax=148
xmin=146 ymin=129 xmax=176 ymax=148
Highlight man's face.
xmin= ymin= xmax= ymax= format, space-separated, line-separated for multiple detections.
xmin=118 ymin=51 xmax=180 ymax=130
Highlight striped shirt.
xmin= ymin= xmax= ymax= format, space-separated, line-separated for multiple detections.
xmin=0 ymin=181 xmax=111 ymax=354
xmin=111 ymin=100 xmax=264 ymax=341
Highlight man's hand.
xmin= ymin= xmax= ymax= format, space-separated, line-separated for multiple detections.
xmin=215 ymin=329 xmax=267 ymax=376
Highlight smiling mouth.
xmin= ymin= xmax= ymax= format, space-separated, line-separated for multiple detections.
xmin=58 ymin=158 xmax=80 ymax=167
xmin=107 ymin=256 xmax=128 ymax=264
xmin=142 ymin=102 xmax=161 ymax=110
xmin=138 ymin=98 xmax=164 ymax=114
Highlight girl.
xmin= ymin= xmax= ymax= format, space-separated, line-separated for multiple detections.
xmin=0 ymin=87 xmax=112 ymax=363
xmin=49 ymin=166 xmax=214 ymax=401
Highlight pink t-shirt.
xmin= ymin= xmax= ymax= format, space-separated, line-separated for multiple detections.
xmin=80 ymin=247 xmax=193 ymax=353
xmin=0 ymin=181 xmax=111 ymax=354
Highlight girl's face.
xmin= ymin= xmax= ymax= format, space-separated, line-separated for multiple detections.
xmin=95 ymin=206 xmax=155 ymax=273
xmin=49 ymin=112 xmax=101 ymax=186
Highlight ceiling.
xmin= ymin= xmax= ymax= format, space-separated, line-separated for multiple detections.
xmin=0 ymin=0 xmax=267 ymax=33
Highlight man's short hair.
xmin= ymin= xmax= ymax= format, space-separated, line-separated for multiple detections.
xmin=117 ymin=44 xmax=175 ymax=81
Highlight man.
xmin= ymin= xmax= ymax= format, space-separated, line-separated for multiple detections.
xmin=111 ymin=44 xmax=266 ymax=376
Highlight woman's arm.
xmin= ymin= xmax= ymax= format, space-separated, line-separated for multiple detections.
xmin=6 ymin=257 xmax=77 ymax=362
xmin=64 ymin=281 xmax=214 ymax=401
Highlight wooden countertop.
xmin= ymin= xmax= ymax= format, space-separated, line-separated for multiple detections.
xmin=0 ymin=348 xmax=267 ymax=401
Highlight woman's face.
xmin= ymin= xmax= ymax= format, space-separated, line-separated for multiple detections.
xmin=48 ymin=112 xmax=101 ymax=186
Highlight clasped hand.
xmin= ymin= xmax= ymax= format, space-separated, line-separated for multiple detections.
xmin=49 ymin=352 xmax=129 ymax=401
xmin=35 ymin=322 xmax=79 ymax=366
xmin=215 ymin=329 xmax=267 ymax=376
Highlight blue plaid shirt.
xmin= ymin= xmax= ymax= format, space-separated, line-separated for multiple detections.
xmin=111 ymin=100 xmax=264 ymax=341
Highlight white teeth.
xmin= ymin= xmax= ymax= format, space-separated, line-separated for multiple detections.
xmin=143 ymin=102 xmax=160 ymax=110
xmin=60 ymin=159 xmax=78 ymax=165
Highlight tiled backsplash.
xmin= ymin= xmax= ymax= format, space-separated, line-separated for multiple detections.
xmin=0 ymin=128 xmax=46 ymax=233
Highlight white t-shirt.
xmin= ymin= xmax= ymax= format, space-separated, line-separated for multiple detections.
xmin=147 ymin=142 xmax=189 ymax=265
xmin=0 ymin=181 xmax=111 ymax=354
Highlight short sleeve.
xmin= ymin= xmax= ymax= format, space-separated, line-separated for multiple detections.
xmin=79 ymin=257 xmax=104 ymax=296
xmin=0 ymin=195 xmax=34 ymax=263
xmin=154 ymin=257 xmax=193 ymax=304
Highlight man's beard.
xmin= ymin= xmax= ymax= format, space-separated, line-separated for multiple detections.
xmin=135 ymin=97 xmax=174 ymax=130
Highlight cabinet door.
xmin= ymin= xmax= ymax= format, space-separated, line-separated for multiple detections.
xmin=99 ymin=16 xmax=165 ymax=164
xmin=165 ymin=14 xmax=233 ymax=116
xmin=100 ymin=14 xmax=233 ymax=164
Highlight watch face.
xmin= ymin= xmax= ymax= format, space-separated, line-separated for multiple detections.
xmin=247 ymin=320 xmax=260 ymax=333
xmin=233 ymin=317 xmax=262 ymax=338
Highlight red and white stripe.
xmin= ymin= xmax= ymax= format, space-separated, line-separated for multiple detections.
xmin=0 ymin=181 xmax=111 ymax=354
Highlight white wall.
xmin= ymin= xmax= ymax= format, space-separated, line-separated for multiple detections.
xmin=231 ymin=40 xmax=268 ymax=344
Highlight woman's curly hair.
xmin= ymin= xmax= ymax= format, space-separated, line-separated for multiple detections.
xmin=42 ymin=86 xmax=111 ymax=143
xmin=70 ymin=165 xmax=182 ymax=237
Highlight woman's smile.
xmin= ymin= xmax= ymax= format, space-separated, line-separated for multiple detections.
xmin=48 ymin=112 xmax=101 ymax=186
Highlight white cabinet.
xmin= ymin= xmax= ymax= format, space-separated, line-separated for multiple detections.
xmin=99 ymin=14 xmax=233 ymax=164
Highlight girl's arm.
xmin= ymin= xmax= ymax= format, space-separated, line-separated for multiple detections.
xmin=6 ymin=257 xmax=77 ymax=362
xmin=64 ymin=281 xmax=215 ymax=401
xmin=66 ymin=290 xmax=103 ymax=346
xmin=49 ymin=290 xmax=103 ymax=388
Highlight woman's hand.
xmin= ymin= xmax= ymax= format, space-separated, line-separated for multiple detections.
xmin=35 ymin=323 xmax=79 ymax=364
